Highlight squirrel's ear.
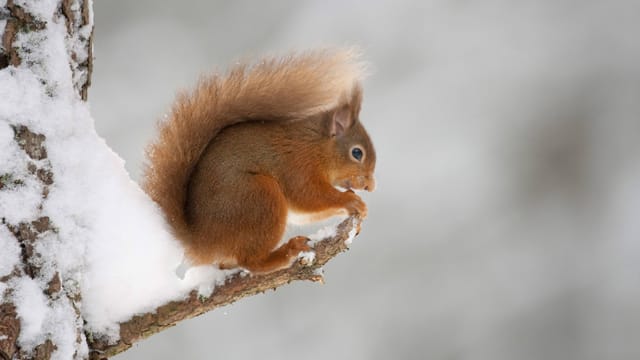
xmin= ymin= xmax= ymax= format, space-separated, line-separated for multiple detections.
xmin=330 ymin=106 xmax=353 ymax=137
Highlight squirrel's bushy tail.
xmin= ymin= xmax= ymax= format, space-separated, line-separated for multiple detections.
xmin=143 ymin=48 xmax=366 ymax=239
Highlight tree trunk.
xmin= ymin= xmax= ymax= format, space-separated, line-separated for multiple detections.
xmin=0 ymin=0 xmax=93 ymax=359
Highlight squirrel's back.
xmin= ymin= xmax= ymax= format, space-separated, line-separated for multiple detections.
xmin=143 ymin=49 xmax=366 ymax=242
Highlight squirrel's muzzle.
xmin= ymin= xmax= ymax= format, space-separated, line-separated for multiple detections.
xmin=363 ymin=176 xmax=376 ymax=192
xmin=342 ymin=175 xmax=376 ymax=192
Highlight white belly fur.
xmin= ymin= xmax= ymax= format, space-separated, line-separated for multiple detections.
xmin=286 ymin=208 xmax=347 ymax=225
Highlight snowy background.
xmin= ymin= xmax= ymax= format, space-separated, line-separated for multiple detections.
xmin=90 ymin=1 xmax=640 ymax=359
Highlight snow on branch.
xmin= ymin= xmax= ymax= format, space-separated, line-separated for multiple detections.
xmin=87 ymin=216 xmax=360 ymax=360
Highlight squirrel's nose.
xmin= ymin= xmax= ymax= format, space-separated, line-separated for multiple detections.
xmin=364 ymin=176 xmax=376 ymax=192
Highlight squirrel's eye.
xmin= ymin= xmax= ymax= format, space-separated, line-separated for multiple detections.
xmin=351 ymin=147 xmax=363 ymax=161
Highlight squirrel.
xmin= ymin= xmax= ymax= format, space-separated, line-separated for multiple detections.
xmin=143 ymin=49 xmax=376 ymax=274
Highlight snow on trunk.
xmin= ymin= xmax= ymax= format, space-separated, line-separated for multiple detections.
xmin=0 ymin=1 xmax=94 ymax=358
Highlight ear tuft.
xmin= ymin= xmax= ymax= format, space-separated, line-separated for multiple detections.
xmin=330 ymin=106 xmax=353 ymax=137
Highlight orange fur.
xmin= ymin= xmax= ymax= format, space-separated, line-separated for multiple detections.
xmin=143 ymin=49 xmax=375 ymax=273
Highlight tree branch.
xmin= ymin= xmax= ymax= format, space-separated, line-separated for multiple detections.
xmin=87 ymin=216 xmax=360 ymax=360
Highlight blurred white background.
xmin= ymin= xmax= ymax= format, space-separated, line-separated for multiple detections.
xmin=91 ymin=1 xmax=640 ymax=359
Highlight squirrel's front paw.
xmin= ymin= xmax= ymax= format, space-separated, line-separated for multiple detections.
xmin=345 ymin=192 xmax=368 ymax=219
xmin=287 ymin=236 xmax=311 ymax=257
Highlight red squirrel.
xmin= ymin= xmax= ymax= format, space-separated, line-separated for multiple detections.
xmin=143 ymin=49 xmax=376 ymax=274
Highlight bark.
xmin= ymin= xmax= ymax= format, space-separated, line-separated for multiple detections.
xmin=87 ymin=216 xmax=360 ymax=360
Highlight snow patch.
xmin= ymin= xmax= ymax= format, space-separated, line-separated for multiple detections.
xmin=0 ymin=117 xmax=44 ymax=224
xmin=184 ymin=266 xmax=237 ymax=298
xmin=298 ymin=251 xmax=316 ymax=265
xmin=0 ymin=175 xmax=44 ymax=224
xmin=14 ymin=0 xmax=58 ymax=21
xmin=13 ymin=278 xmax=49 ymax=349
xmin=0 ymin=122 xmax=17 ymax=164
xmin=308 ymin=223 xmax=340 ymax=243
xmin=345 ymin=227 xmax=358 ymax=246
xmin=0 ymin=223 xmax=20 ymax=278
xmin=47 ymin=298 xmax=89 ymax=360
